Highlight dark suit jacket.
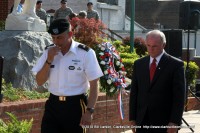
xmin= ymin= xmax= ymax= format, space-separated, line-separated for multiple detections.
xmin=129 ymin=53 xmax=186 ymax=127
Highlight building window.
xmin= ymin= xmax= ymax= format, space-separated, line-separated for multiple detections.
xmin=97 ymin=0 xmax=118 ymax=5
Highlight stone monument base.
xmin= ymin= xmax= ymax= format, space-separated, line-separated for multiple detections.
xmin=5 ymin=14 xmax=46 ymax=32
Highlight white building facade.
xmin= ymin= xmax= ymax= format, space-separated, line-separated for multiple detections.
xmin=42 ymin=0 xmax=145 ymax=32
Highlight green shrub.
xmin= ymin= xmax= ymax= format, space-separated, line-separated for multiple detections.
xmin=2 ymin=80 xmax=21 ymax=101
xmin=115 ymin=45 xmax=130 ymax=53
xmin=119 ymin=52 xmax=139 ymax=79
xmin=120 ymin=52 xmax=139 ymax=59
xmin=112 ymin=40 xmax=123 ymax=48
xmin=2 ymin=87 xmax=21 ymax=101
xmin=0 ymin=112 xmax=33 ymax=133
xmin=23 ymin=90 xmax=49 ymax=100
xmin=0 ymin=21 xmax=5 ymax=31
xmin=2 ymin=79 xmax=49 ymax=102
xmin=184 ymin=61 xmax=199 ymax=86
xmin=122 ymin=59 xmax=134 ymax=79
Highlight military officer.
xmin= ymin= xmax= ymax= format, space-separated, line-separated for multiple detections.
xmin=36 ymin=0 xmax=47 ymax=23
xmin=32 ymin=19 xmax=103 ymax=133
xmin=54 ymin=0 xmax=73 ymax=20
xmin=86 ymin=2 xmax=99 ymax=20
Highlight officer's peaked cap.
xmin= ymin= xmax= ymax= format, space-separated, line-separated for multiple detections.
xmin=61 ymin=0 xmax=67 ymax=3
xmin=48 ymin=19 xmax=70 ymax=35
xmin=87 ymin=2 xmax=93 ymax=6
xmin=36 ymin=0 xmax=42 ymax=4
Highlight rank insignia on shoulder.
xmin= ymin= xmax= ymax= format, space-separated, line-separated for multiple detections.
xmin=45 ymin=44 xmax=55 ymax=50
xmin=78 ymin=44 xmax=90 ymax=52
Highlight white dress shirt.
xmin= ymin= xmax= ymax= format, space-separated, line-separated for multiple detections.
xmin=32 ymin=40 xmax=103 ymax=96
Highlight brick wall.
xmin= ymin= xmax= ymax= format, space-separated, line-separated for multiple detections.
xmin=0 ymin=93 xmax=131 ymax=133
xmin=0 ymin=0 xmax=13 ymax=21
xmin=0 ymin=99 xmax=45 ymax=133
xmin=89 ymin=93 xmax=131 ymax=133
xmin=187 ymin=97 xmax=200 ymax=111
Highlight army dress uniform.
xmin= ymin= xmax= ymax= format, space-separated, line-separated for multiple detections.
xmin=32 ymin=19 xmax=103 ymax=132
xmin=87 ymin=9 xmax=99 ymax=20
xmin=54 ymin=7 xmax=73 ymax=20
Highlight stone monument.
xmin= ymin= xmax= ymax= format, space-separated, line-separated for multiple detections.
xmin=5 ymin=0 xmax=46 ymax=32
xmin=0 ymin=31 xmax=52 ymax=90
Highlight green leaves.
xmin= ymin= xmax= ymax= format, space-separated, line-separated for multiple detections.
xmin=184 ymin=61 xmax=199 ymax=86
xmin=2 ymin=83 xmax=21 ymax=101
xmin=120 ymin=52 xmax=139 ymax=79
xmin=2 ymin=79 xmax=49 ymax=102
xmin=0 ymin=20 xmax=5 ymax=31
xmin=0 ymin=112 xmax=33 ymax=133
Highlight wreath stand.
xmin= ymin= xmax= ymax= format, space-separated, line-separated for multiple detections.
xmin=105 ymin=92 xmax=126 ymax=133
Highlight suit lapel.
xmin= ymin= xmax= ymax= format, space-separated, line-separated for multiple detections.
xmin=144 ymin=56 xmax=151 ymax=88
xmin=149 ymin=53 xmax=169 ymax=89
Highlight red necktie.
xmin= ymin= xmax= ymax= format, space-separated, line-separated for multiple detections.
xmin=150 ymin=58 xmax=157 ymax=81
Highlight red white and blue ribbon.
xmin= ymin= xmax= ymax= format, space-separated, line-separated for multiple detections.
xmin=118 ymin=90 xmax=124 ymax=120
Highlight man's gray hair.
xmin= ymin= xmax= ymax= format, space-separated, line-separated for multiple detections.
xmin=146 ymin=30 xmax=166 ymax=44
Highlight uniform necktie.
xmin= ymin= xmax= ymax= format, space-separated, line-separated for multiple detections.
xmin=150 ymin=58 xmax=157 ymax=81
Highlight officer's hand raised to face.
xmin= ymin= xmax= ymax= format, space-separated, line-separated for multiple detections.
xmin=47 ymin=46 xmax=61 ymax=63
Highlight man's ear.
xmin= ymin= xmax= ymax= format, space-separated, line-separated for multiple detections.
xmin=163 ymin=43 xmax=166 ymax=48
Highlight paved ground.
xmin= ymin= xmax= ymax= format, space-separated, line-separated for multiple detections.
xmin=122 ymin=110 xmax=200 ymax=133
xmin=179 ymin=110 xmax=200 ymax=133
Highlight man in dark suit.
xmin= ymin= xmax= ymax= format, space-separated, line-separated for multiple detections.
xmin=129 ymin=30 xmax=186 ymax=133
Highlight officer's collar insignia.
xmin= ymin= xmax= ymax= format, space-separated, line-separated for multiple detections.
xmin=77 ymin=67 xmax=82 ymax=70
xmin=53 ymin=28 xmax=59 ymax=34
